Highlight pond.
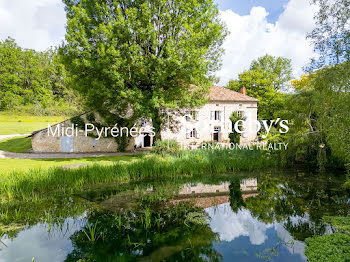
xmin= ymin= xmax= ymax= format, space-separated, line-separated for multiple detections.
xmin=0 ymin=171 xmax=349 ymax=261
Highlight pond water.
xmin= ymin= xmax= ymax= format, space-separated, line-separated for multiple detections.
xmin=0 ymin=171 xmax=349 ymax=262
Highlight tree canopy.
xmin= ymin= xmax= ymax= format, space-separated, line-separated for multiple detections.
xmin=308 ymin=0 xmax=350 ymax=68
xmin=61 ymin=0 xmax=227 ymax=136
xmin=226 ymin=54 xmax=292 ymax=119
xmin=0 ymin=38 xmax=77 ymax=115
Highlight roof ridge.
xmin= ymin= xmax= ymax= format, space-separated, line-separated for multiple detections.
xmin=209 ymin=85 xmax=259 ymax=102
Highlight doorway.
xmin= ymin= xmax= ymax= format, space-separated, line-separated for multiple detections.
xmin=213 ymin=127 xmax=220 ymax=142
xmin=143 ymin=133 xmax=151 ymax=147
xmin=61 ymin=136 xmax=74 ymax=152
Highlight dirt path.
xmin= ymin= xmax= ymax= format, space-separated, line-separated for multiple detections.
xmin=0 ymin=134 xmax=31 ymax=140
xmin=0 ymin=150 xmax=137 ymax=159
xmin=0 ymin=133 xmax=138 ymax=159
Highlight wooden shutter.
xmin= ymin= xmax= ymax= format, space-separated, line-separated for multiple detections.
xmin=195 ymin=129 xmax=200 ymax=139
xmin=186 ymin=129 xmax=190 ymax=139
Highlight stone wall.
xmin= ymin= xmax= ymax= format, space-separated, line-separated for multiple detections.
xmin=31 ymin=113 xmax=135 ymax=153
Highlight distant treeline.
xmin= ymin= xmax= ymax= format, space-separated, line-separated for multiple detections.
xmin=0 ymin=38 xmax=80 ymax=115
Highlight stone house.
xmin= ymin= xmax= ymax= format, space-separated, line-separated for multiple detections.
xmin=158 ymin=85 xmax=259 ymax=149
xmin=31 ymin=85 xmax=258 ymax=152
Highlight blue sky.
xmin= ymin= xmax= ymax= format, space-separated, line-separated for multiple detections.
xmin=215 ymin=0 xmax=290 ymax=23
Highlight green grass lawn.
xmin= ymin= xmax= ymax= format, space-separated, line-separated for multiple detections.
xmin=0 ymin=136 xmax=32 ymax=153
xmin=0 ymin=155 xmax=142 ymax=174
xmin=0 ymin=112 xmax=67 ymax=135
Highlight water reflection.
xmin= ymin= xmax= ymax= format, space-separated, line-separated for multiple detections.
xmin=206 ymin=203 xmax=307 ymax=261
xmin=0 ymin=172 xmax=348 ymax=261
xmin=0 ymin=217 xmax=85 ymax=262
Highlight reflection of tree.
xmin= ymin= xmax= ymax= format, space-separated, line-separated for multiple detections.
xmin=229 ymin=178 xmax=245 ymax=212
xmin=244 ymin=173 xmax=349 ymax=241
xmin=65 ymin=203 xmax=221 ymax=262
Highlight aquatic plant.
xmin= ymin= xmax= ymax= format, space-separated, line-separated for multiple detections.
xmin=305 ymin=233 xmax=350 ymax=262
xmin=83 ymin=222 xmax=100 ymax=243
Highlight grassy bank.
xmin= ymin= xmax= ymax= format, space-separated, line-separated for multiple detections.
xmin=0 ymin=136 xmax=32 ymax=153
xmin=0 ymin=113 xmax=67 ymax=135
xmin=0 ymin=149 xmax=277 ymax=200
xmin=0 ymin=155 xmax=141 ymax=174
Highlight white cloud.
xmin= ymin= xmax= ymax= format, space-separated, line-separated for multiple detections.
xmin=0 ymin=0 xmax=66 ymax=51
xmin=216 ymin=0 xmax=319 ymax=85
xmin=205 ymin=203 xmax=273 ymax=245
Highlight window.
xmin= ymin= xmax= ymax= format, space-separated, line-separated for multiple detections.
xmin=186 ymin=110 xmax=198 ymax=121
xmin=211 ymin=111 xmax=222 ymax=121
xmin=140 ymin=118 xmax=147 ymax=127
xmin=237 ymin=111 xmax=244 ymax=118
xmin=190 ymin=128 xmax=197 ymax=138
xmin=186 ymin=128 xmax=199 ymax=139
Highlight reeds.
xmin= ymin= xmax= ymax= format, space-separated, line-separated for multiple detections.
xmin=0 ymin=149 xmax=277 ymax=200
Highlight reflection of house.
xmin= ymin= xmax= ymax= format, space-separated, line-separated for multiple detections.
xmin=240 ymin=178 xmax=258 ymax=192
xmin=178 ymin=179 xmax=258 ymax=195
xmin=169 ymin=179 xmax=258 ymax=209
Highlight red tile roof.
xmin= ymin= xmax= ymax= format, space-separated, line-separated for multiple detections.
xmin=209 ymin=85 xmax=259 ymax=102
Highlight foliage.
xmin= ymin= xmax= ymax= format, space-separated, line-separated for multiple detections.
xmin=226 ymin=54 xmax=292 ymax=119
xmin=278 ymin=70 xmax=349 ymax=171
xmin=70 ymin=115 xmax=86 ymax=130
xmin=229 ymin=178 xmax=245 ymax=212
xmin=305 ymin=233 xmax=350 ymax=262
xmin=151 ymin=139 xmax=180 ymax=155
xmin=229 ymin=111 xmax=242 ymax=144
xmin=308 ymin=0 xmax=350 ymax=68
xmin=0 ymin=136 xmax=31 ymax=153
xmin=61 ymin=0 xmax=227 ymax=140
xmin=305 ymin=0 xmax=350 ymax=184
xmin=323 ymin=216 xmax=350 ymax=234
xmin=0 ymin=38 xmax=79 ymax=114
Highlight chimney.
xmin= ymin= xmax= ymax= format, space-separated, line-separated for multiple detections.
xmin=240 ymin=86 xmax=246 ymax=95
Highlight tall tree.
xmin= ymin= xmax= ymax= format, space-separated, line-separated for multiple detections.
xmin=306 ymin=0 xmax=350 ymax=171
xmin=60 ymin=0 xmax=227 ymax=140
xmin=226 ymin=54 xmax=292 ymax=119
xmin=308 ymin=0 xmax=350 ymax=68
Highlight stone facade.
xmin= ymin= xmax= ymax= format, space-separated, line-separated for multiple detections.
xmin=160 ymin=86 xmax=259 ymax=148
xmin=31 ymin=113 xmax=130 ymax=153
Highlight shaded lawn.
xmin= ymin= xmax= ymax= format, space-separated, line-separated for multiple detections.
xmin=0 ymin=136 xmax=32 ymax=153
xmin=0 ymin=154 xmax=142 ymax=174
xmin=0 ymin=113 xmax=66 ymax=135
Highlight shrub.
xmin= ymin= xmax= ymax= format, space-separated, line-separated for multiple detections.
xmin=151 ymin=139 xmax=180 ymax=155
xmin=305 ymin=233 xmax=350 ymax=262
